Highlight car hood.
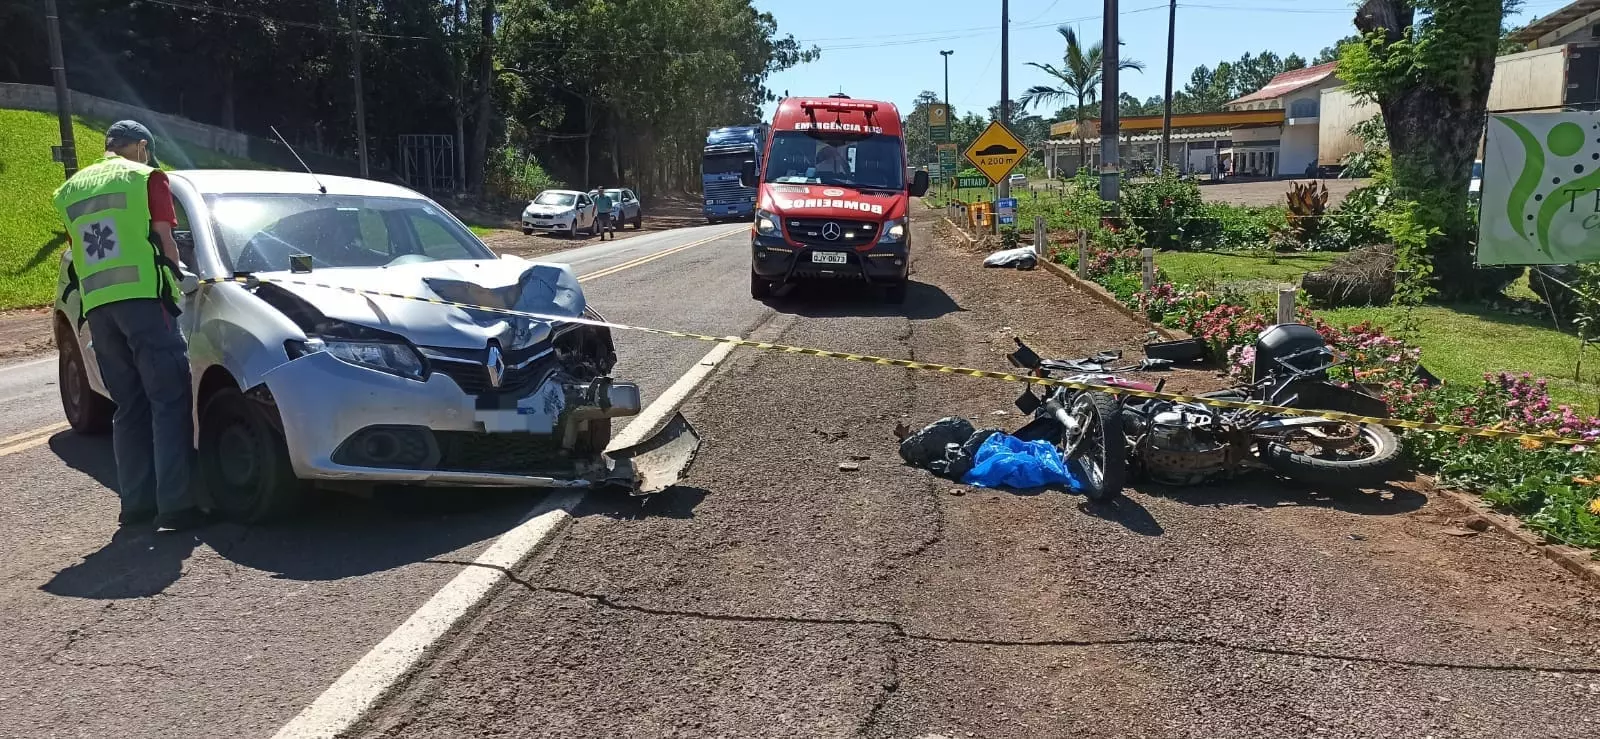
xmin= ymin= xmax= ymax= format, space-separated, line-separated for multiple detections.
xmin=524 ymin=203 xmax=577 ymax=216
xmin=254 ymin=256 xmax=584 ymax=351
xmin=758 ymin=183 xmax=907 ymax=220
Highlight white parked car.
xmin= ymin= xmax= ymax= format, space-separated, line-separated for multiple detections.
xmin=55 ymin=171 xmax=697 ymax=522
xmin=522 ymin=189 xmax=598 ymax=238
xmin=1008 ymin=172 xmax=1029 ymax=188
xmin=603 ymin=188 xmax=643 ymax=229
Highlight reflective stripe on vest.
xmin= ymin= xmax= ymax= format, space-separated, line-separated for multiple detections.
xmin=52 ymin=156 xmax=168 ymax=313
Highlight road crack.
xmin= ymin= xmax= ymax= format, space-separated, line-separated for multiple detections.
xmin=423 ymin=560 xmax=1600 ymax=676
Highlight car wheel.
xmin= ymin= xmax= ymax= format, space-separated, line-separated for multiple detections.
xmin=522 ymin=228 xmax=533 ymax=236
xmin=633 ymin=215 xmax=643 ymax=229
xmin=751 ymin=270 xmax=773 ymax=300
xmin=57 ymin=326 xmax=112 ymax=434
xmin=884 ymin=281 xmax=908 ymax=304
xmin=200 ymin=385 xmax=303 ymax=523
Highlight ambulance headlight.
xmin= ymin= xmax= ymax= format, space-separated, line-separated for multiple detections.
xmin=755 ymin=209 xmax=781 ymax=236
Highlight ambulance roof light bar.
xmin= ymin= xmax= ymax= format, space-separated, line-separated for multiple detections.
xmin=800 ymin=99 xmax=879 ymax=114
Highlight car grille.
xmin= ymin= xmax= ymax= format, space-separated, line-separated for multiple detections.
xmin=427 ymin=351 xmax=558 ymax=397
xmin=784 ymin=217 xmax=878 ymax=248
xmin=433 ymin=431 xmax=570 ymax=476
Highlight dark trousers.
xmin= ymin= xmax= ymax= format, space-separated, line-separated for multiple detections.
xmin=86 ymin=298 xmax=195 ymax=516
xmin=596 ymin=213 xmax=613 ymax=239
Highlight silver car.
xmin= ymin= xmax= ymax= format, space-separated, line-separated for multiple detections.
xmin=55 ymin=171 xmax=696 ymax=522
xmin=602 ymin=188 xmax=644 ymax=230
xmin=522 ymin=189 xmax=599 ymax=238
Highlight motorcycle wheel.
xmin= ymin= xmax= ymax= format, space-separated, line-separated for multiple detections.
xmin=1061 ymin=391 xmax=1127 ymax=502
xmin=1262 ymin=422 xmax=1403 ymax=488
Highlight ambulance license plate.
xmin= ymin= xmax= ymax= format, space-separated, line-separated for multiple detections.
xmin=811 ymin=251 xmax=847 ymax=264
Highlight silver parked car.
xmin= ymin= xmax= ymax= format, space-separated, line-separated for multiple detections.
xmin=55 ymin=170 xmax=697 ymax=522
xmin=521 ymin=189 xmax=599 ymax=238
xmin=603 ymin=188 xmax=643 ymax=229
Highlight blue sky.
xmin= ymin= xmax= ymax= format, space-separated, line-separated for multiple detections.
xmin=754 ymin=0 xmax=1572 ymax=120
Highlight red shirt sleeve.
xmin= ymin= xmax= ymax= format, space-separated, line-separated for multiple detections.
xmin=147 ymin=170 xmax=177 ymax=226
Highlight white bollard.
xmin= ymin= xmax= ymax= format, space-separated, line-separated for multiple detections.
xmin=1076 ymin=230 xmax=1089 ymax=278
xmin=1278 ymin=285 xmax=1297 ymax=324
xmin=1034 ymin=216 xmax=1046 ymax=257
xmin=1141 ymin=248 xmax=1155 ymax=292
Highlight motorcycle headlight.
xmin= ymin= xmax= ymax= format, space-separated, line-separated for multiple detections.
xmin=288 ymin=337 xmax=426 ymax=381
xmin=755 ymin=208 xmax=781 ymax=236
xmin=879 ymin=217 xmax=908 ymax=244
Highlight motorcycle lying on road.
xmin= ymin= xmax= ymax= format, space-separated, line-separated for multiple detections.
xmin=1006 ymin=324 xmax=1406 ymax=501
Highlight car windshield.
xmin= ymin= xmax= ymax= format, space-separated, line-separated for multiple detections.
xmin=703 ymin=153 xmax=747 ymax=175
xmin=604 ymin=189 xmax=625 ymax=200
xmin=763 ymin=131 xmax=905 ymax=190
xmin=208 ymin=194 xmax=494 ymax=273
xmin=534 ymin=191 xmax=576 ymax=206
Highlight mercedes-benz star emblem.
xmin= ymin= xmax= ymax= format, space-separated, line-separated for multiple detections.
xmin=821 ymin=222 xmax=842 ymax=241
xmin=485 ymin=345 xmax=505 ymax=388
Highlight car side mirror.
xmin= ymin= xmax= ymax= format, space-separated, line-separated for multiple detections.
xmin=740 ymin=160 xmax=757 ymax=188
xmin=909 ymin=170 xmax=930 ymax=197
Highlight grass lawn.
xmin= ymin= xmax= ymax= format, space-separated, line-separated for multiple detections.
xmin=0 ymin=109 xmax=271 ymax=309
xmin=1146 ymin=248 xmax=1600 ymax=409
xmin=1155 ymin=250 xmax=1340 ymax=286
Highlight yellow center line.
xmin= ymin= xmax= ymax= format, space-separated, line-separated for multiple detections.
xmin=0 ymin=421 xmax=68 ymax=457
xmin=577 ymin=226 xmax=745 ymax=283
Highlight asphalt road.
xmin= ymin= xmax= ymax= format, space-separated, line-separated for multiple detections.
xmin=352 ymin=211 xmax=1600 ymax=739
xmin=10 ymin=211 xmax=1600 ymax=739
xmin=0 ymin=222 xmax=759 ymax=739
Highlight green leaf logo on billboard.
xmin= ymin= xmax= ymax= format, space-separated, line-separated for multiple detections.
xmin=1480 ymin=112 xmax=1600 ymax=265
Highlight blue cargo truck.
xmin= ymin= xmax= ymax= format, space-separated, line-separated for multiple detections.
xmin=702 ymin=124 xmax=768 ymax=222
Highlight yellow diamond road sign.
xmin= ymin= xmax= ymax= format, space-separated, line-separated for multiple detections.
xmin=962 ymin=121 xmax=1029 ymax=186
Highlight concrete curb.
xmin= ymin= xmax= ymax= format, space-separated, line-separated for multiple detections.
xmin=1037 ymin=259 xmax=1190 ymax=341
xmin=939 ymin=215 xmax=975 ymax=247
xmin=1427 ymin=482 xmax=1600 ymax=587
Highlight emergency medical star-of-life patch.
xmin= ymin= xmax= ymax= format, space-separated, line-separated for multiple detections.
xmin=81 ymin=219 xmax=121 ymax=264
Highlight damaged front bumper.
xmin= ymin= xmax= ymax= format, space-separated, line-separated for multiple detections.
xmin=258 ymin=350 xmax=698 ymax=495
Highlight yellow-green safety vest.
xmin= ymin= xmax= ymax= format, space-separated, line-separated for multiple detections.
xmin=52 ymin=155 xmax=176 ymax=314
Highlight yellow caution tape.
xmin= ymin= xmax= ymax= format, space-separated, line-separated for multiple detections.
xmin=200 ymin=275 xmax=1588 ymax=447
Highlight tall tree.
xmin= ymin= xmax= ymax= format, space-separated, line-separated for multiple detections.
xmin=903 ymin=90 xmax=942 ymax=171
xmin=1316 ymin=36 xmax=1361 ymax=65
xmin=1017 ymin=25 xmax=1144 ymax=169
xmin=1342 ymin=0 xmax=1517 ymax=299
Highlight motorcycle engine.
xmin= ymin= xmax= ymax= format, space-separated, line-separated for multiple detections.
xmin=1141 ymin=408 xmax=1229 ymax=485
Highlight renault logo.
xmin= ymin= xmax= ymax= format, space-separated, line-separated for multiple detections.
xmin=821 ymin=222 xmax=842 ymax=241
xmin=485 ymin=345 xmax=505 ymax=388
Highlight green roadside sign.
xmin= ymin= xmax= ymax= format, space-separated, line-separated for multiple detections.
xmin=929 ymin=104 xmax=951 ymax=144
xmin=957 ymin=175 xmax=988 ymax=189
xmin=938 ymin=145 xmax=957 ymax=177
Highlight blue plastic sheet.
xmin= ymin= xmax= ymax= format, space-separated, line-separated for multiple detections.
xmin=961 ymin=432 xmax=1082 ymax=491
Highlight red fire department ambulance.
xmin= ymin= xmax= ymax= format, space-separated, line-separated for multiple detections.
xmin=742 ymin=94 xmax=929 ymax=303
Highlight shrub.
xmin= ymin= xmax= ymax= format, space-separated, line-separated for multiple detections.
xmin=1120 ymin=172 xmax=1207 ymax=250
xmin=1284 ymin=180 xmax=1330 ymax=246
xmin=486 ymin=148 xmax=563 ymax=201
xmin=1193 ymin=203 xmax=1285 ymax=251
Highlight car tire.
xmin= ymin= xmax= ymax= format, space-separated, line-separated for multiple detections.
xmin=57 ymin=326 xmax=112 ymax=435
xmin=200 ymin=385 xmax=304 ymax=523
xmin=522 ymin=228 xmax=533 ymax=236
xmin=751 ymin=270 xmax=773 ymax=300
xmin=884 ymin=281 xmax=908 ymax=304
xmin=633 ymin=214 xmax=643 ymax=229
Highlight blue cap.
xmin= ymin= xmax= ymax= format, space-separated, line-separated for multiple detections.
xmin=105 ymin=120 xmax=159 ymax=166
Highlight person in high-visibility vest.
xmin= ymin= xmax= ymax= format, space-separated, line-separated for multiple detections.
xmin=54 ymin=120 xmax=202 ymax=533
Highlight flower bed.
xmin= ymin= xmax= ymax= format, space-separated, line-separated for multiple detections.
xmin=1057 ymin=241 xmax=1600 ymax=551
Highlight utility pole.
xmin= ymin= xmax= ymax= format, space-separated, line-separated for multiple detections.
xmin=43 ymin=0 xmax=77 ymax=177
xmin=1160 ymin=0 xmax=1176 ymax=175
xmin=996 ymin=0 xmax=1010 ymax=214
xmin=941 ymin=50 xmax=953 ymax=114
xmin=1099 ymin=0 xmax=1120 ymax=205
xmin=350 ymin=0 xmax=369 ymax=178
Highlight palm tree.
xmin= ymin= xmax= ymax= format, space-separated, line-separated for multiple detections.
xmin=1018 ymin=26 xmax=1145 ymax=174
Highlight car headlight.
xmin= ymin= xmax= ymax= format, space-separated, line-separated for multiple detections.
xmin=879 ymin=217 xmax=907 ymax=244
xmin=706 ymin=199 xmax=715 ymax=206
xmin=755 ymin=209 xmax=781 ymax=236
xmin=287 ymin=337 xmax=426 ymax=381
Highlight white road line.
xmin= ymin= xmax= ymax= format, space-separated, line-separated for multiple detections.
xmin=0 ymin=356 xmax=53 ymax=372
xmin=270 ymin=339 xmax=740 ymax=739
